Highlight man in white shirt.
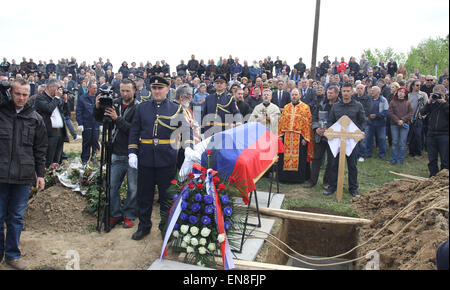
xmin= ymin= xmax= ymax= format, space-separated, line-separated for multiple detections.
xmin=35 ymin=79 xmax=69 ymax=168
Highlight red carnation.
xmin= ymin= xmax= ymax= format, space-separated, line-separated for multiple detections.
xmin=188 ymin=182 xmax=195 ymax=189
xmin=196 ymin=183 xmax=204 ymax=190
xmin=188 ymin=173 xmax=195 ymax=179
xmin=212 ymin=176 xmax=220 ymax=184
xmin=200 ymin=174 xmax=206 ymax=180
xmin=218 ymin=184 xmax=226 ymax=191
xmin=206 ymin=150 xmax=213 ymax=156
xmin=171 ymin=179 xmax=177 ymax=185
xmin=229 ymin=176 xmax=236 ymax=183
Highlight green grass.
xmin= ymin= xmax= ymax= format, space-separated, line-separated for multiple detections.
xmin=256 ymin=149 xmax=430 ymax=217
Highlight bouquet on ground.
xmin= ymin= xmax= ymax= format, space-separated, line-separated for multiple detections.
xmin=160 ymin=151 xmax=245 ymax=269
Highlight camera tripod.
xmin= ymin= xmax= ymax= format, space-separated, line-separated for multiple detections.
xmin=96 ymin=116 xmax=114 ymax=233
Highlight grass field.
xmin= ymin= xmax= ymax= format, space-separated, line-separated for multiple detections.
xmin=256 ymin=150 xmax=430 ymax=217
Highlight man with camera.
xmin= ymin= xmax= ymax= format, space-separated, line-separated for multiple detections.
xmin=420 ymin=85 xmax=449 ymax=177
xmin=93 ymin=79 xmax=139 ymax=229
xmin=76 ymin=82 xmax=101 ymax=165
xmin=0 ymin=79 xmax=47 ymax=270
xmin=35 ymin=80 xmax=70 ymax=168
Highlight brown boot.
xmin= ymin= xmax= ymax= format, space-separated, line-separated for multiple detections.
xmin=6 ymin=258 xmax=29 ymax=270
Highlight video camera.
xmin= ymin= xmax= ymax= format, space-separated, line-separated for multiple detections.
xmin=0 ymin=81 xmax=11 ymax=107
xmin=97 ymin=85 xmax=115 ymax=123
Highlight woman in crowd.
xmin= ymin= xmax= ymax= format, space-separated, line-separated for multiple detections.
xmin=388 ymin=87 xmax=413 ymax=165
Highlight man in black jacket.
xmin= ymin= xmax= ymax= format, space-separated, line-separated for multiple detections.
xmin=420 ymin=85 xmax=449 ymax=177
xmin=272 ymin=80 xmax=291 ymax=110
xmin=94 ymin=79 xmax=139 ymax=229
xmin=0 ymin=79 xmax=47 ymax=270
xmin=35 ymin=79 xmax=70 ymax=168
xmin=324 ymin=83 xmax=366 ymax=198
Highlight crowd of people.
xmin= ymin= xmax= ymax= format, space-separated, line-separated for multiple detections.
xmin=0 ymin=54 xmax=448 ymax=269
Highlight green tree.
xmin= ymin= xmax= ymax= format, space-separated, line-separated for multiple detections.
xmin=405 ymin=35 xmax=449 ymax=76
xmin=363 ymin=47 xmax=407 ymax=67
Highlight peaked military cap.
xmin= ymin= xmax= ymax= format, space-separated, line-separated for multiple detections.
xmin=149 ymin=76 xmax=169 ymax=87
xmin=214 ymin=75 xmax=227 ymax=83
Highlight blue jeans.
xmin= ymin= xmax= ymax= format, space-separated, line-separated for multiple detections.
xmin=427 ymin=135 xmax=449 ymax=177
xmin=391 ymin=125 xmax=410 ymax=164
xmin=110 ymin=154 xmax=138 ymax=220
xmin=0 ymin=183 xmax=30 ymax=261
xmin=81 ymin=128 xmax=100 ymax=163
xmin=366 ymin=124 xmax=387 ymax=158
xmin=358 ymin=126 xmax=371 ymax=158
xmin=64 ymin=115 xmax=77 ymax=139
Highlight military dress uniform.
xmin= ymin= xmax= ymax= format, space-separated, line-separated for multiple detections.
xmin=128 ymin=76 xmax=193 ymax=239
xmin=201 ymin=75 xmax=242 ymax=138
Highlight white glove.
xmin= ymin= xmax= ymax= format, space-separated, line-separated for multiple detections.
xmin=78 ymin=125 xmax=84 ymax=132
xmin=128 ymin=153 xmax=138 ymax=169
xmin=184 ymin=147 xmax=201 ymax=163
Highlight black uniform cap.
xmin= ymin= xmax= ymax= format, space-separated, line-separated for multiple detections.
xmin=150 ymin=76 xmax=169 ymax=87
xmin=214 ymin=75 xmax=227 ymax=83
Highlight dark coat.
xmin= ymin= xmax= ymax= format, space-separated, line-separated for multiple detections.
xmin=328 ymin=99 xmax=367 ymax=130
xmin=272 ymin=90 xmax=291 ymax=109
xmin=0 ymin=102 xmax=48 ymax=184
xmin=35 ymin=91 xmax=69 ymax=140
xmin=94 ymin=97 xmax=139 ymax=156
xmin=76 ymin=93 xmax=101 ymax=129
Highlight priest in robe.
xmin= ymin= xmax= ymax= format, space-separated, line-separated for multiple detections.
xmin=277 ymin=88 xmax=314 ymax=183
xmin=248 ymin=88 xmax=281 ymax=134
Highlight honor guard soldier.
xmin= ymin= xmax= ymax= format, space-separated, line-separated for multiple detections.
xmin=201 ymin=74 xmax=242 ymax=138
xmin=128 ymin=76 xmax=193 ymax=240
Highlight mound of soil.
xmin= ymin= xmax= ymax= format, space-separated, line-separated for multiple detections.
xmin=24 ymin=183 xmax=96 ymax=234
xmin=353 ymin=170 xmax=449 ymax=270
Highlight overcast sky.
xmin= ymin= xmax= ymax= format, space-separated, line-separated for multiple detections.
xmin=1 ymin=0 xmax=448 ymax=71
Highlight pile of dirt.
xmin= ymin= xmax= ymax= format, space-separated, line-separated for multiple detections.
xmin=353 ymin=169 xmax=449 ymax=270
xmin=24 ymin=183 xmax=96 ymax=234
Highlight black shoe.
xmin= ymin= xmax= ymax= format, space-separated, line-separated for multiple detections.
xmin=349 ymin=191 xmax=361 ymax=198
xmin=132 ymin=228 xmax=150 ymax=240
xmin=303 ymin=181 xmax=315 ymax=188
xmin=323 ymin=183 xmax=329 ymax=190
xmin=323 ymin=189 xmax=336 ymax=196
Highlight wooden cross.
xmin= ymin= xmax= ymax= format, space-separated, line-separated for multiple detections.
xmin=324 ymin=116 xmax=365 ymax=202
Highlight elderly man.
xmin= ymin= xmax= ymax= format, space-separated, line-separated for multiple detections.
xmin=365 ymin=86 xmax=389 ymax=160
xmin=76 ymin=82 xmax=101 ymax=165
xmin=354 ymin=84 xmax=372 ymax=162
xmin=249 ymin=88 xmax=280 ymax=134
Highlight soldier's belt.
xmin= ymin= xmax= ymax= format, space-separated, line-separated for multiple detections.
xmin=140 ymin=139 xmax=175 ymax=145
xmin=207 ymin=122 xmax=230 ymax=126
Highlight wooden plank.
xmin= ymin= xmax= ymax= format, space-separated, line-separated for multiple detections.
xmin=178 ymin=253 xmax=308 ymax=270
xmin=389 ymin=171 xmax=427 ymax=181
xmin=247 ymin=206 xmax=372 ymax=226
xmin=336 ymin=137 xmax=346 ymax=203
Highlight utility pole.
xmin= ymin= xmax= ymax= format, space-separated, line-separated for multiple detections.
xmin=310 ymin=0 xmax=321 ymax=79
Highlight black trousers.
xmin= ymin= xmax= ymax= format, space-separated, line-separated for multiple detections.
xmin=309 ymin=140 xmax=334 ymax=186
xmin=46 ymin=132 xmax=64 ymax=167
xmin=136 ymin=165 xmax=176 ymax=232
xmin=328 ymin=146 xmax=359 ymax=193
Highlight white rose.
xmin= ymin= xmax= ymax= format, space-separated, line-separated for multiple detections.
xmin=190 ymin=237 xmax=199 ymax=246
xmin=181 ymin=241 xmax=188 ymax=248
xmin=172 ymin=230 xmax=179 ymax=238
xmin=201 ymin=227 xmax=211 ymax=238
xmin=207 ymin=243 xmax=216 ymax=251
xmin=183 ymin=234 xmax=191 ymax=244
xmin=180 ymin=225 xmax=189 ymax=234
xmin=218 ymin=233 xmax=225 ymax=243
xmin=198 ymin=247 xmax=207 ymax=255
xmin=199 ymin=238 xmax=207 ymax=246
xmin=186 ymin=246 xmax=194 ymax=254
xmin=190 ymin=226 xmax=199 ymax=236
xmin=197 ymin=261 xmax=205 ymax=267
